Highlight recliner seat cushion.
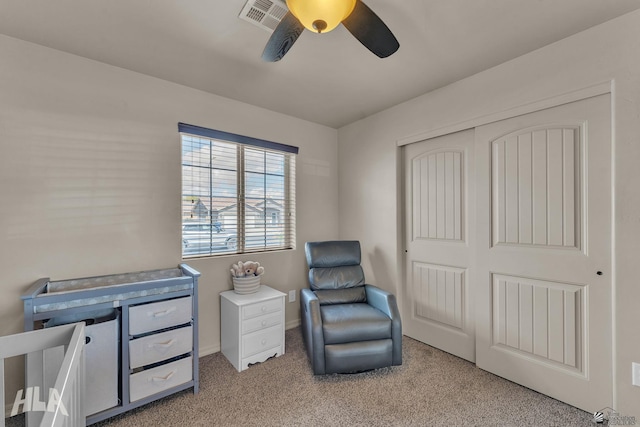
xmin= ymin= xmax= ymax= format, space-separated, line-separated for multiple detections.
xmin=315 ymin=287 xmax=366 ymax=305
xmin=320 ymin=303 xmax=392 ymax=345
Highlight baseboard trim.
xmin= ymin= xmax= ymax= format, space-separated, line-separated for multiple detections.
xmin=285 ymin=319 xmax=301 ymax=330
xmin=198 ymin=344 xmax=220 ymax=358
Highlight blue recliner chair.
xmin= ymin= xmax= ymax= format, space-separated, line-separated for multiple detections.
xmin=300 ymin=240 xmax=402 ymax=374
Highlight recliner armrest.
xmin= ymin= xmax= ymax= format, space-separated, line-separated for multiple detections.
xmin=365 ymin=285 xmax=402 ymax=366
xmin=365 ymin=285 xmax=395 ymax=317
xmin=300 ymin=288 xmax=326 ymax=374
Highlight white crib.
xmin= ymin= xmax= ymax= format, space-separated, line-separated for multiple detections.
xmin=1 ymin=323 xmax=85 ymax=427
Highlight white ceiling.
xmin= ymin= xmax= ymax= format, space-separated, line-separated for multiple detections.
xmin=1 ymin=0 xmax=640 ymax=128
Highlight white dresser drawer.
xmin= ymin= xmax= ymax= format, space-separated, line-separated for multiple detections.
xmin=129 ymin=296 xmax=192 ymax=335
xmin=242 ymin=312 xmax=281 ymax=335
xmin=242 ymin=324 xmax=283 ymax=358
xmin=129 ymin=356 xmax=193 ymax=402
xmin=129 ymin=326 xmax=193 ymax=369
xmin=242 ymin=297 xmax=282 ymax=320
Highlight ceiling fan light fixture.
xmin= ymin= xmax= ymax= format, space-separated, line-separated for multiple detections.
xmin=286 ymin=0 xmax=356 ymax=33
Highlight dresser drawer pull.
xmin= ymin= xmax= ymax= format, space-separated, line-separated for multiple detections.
xmin=151 ymin=306 xmax=177 ymax=318
xmin=261 ymin=320 xmax=267 ymax=327
xmin=261 ymin=339 xmax=267 ymax=345
xmin=148 ymin=339 xmax=176 ymax=350
xmin=261 ymin=306 xmax=267 ymax=312
xmin=152 ymin=370 xmax=176 ymax=382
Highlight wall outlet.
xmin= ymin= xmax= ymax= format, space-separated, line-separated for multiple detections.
xmin=288 ymin=290 xmax=296 ymax=303
xmin=633 ymin=362 xmax=640 ymax=387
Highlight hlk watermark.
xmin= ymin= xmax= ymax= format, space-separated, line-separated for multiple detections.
xmin=593 ymin=407 xmax=636 ymax=425
xmin=10 ymin=387 xmax=68 ymax=417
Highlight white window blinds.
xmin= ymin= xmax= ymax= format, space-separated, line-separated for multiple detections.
xmin=179 ymin=123 xmax=297 ymax=257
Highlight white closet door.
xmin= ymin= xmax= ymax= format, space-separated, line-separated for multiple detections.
xmin=403 ymin=129 xmax=475 ymax=362
xmin=475 ymin=94 xmax=612 ymax=412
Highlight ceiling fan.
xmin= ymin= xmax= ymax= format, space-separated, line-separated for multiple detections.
xmin=262 ymin=0 xmax=400 ymax=62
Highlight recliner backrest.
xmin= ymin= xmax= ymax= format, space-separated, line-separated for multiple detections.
xmin=305 ymin=241 xmax=366 ymax=305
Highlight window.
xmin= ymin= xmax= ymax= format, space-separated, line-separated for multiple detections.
xmin=179 ymin=123 xmax=297 ymax=257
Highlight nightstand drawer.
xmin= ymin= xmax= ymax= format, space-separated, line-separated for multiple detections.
xmin=242 ymin=324 xmax=282 ymax=358
xmin=129 ymin=356 xmax=192 ymax=402
xmin=242 ymin=298 xmax=282 ymax=320
xmin=129 ymin=325 xmax=193 ymax=369
xmin=242 ymin=312 xmax=281 ymax=335
xmin=129 ymin=296 xmax=192 ymax=335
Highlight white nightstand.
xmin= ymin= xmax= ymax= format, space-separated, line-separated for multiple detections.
xmin=220 ymin=285 xmax=286 ymax=371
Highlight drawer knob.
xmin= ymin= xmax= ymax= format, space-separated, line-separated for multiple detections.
xmin=261 ymin=306 xmax=267 ymax=312
xmin=261 ymin=320 xmax=267 ymax=327
xmin=261 ymin=339 xmax=267 ymax=345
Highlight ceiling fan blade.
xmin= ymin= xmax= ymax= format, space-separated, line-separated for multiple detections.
xmin=342 ymin=0 xmax=399 ymax=58
xmin=262 ymin=12 xmax=304 ymax=62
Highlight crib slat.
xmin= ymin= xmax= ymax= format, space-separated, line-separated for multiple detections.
xmin=1 ymin=358 xmax=5 ymax=427
xmin=0 ymin=324 xmax=85 ymax=427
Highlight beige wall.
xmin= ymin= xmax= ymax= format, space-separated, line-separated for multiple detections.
xmin=3 ymin=6 xmax=640 ymax=416
xmin=338 ymin=10 xmax=640 ymax=414
xmin=0 ymin=34 xmax=339 ymax=399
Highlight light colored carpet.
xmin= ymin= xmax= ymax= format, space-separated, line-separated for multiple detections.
xmin=5 ymin=327 xmax=593 ymax=426
xmin=93 ymin=327 xmax=591 ymax=426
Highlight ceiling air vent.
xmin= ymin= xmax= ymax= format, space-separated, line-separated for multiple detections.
xmin=239 ymin=0 xmax=288 ymax=32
